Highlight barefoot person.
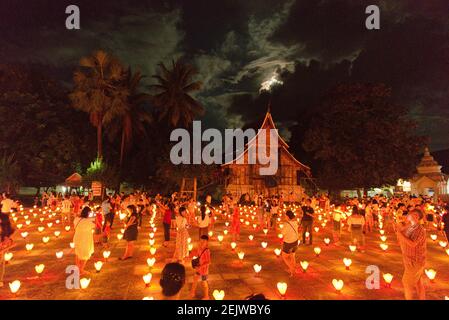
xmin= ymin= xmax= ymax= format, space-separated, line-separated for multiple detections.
xmin=395 ymin=209 xmax=427 ymax=300
xmin=120 ymin=205 xmax=138 ymax=260
xmin=160 ymin=262 xmax=186 ymax=300
xmin=73 ymin=206 xmax=95 ymax=275
xmin=191 ymin=235 xmax=211 ymax=299
xmin=281 ymin=210 xmax=299 ymax=276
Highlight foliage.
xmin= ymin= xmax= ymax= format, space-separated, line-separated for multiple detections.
xmin=0 ymin=64 xmax=96 ymax=188
xmin=69 ymin=50 xmax=129 ymax=158
xmin=302 ymin=83 xmax=426 ymax=190
xmin=0 ymin=154 xmax=21 ymax=193
xmin=149 ymin=59 xmax=204 ymax=128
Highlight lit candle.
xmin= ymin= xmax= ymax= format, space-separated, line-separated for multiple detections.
xmin=383 ymin=273 xmax=393 ymax=287
xmin=56 ymin=251 xmax=64 ymax=259
xmin=80 ymin=278 xmax=91 ymax=289
xmin=277 ymin=282 xmax=288 ymax=298
xmin=4 ymin=252 xmax=13 ymax=263
xmin=300 ymin=260 xmax=309 ymax=272
xmin=332 ymin=279 xmax=344 ymax=292
xmin=430 ymin=234 xmax=437 ymax=241
xmin=425 ymin=269 xmax=437 ymax=282
xmin=253 ymin=264 xmax=262 ymax=275
xmin=213 ymin=289 xmax=225 ymax=300
xmin=230 ymin=242 xmax=237 ymax=250
xmin=35 ymin=264 xmax=45 ymax=275
xmin=9 ymin=280 xmax=21 ymax=294
xmin=103 ymin=250 xmax=111 ymax=260
xmin=26 ymin=243 xmax=34 ymax=251
xmin=439 ymin=241 xmax=447 ymax=248
xmin=314 ymin=247 xmax=321 ymax=257
xmin=261 ymin=241 xmax=268 ymax=249
xmin=223 ymin=229 xmax=228 ymax=235
xmin=324 ymin=238 xmax=330 ymax=246
xmin=65 ymin=226 xmax=71 ymax=231
xmin=237 ymin=251 xmax=245 ymax=260
xmin=54 ymin=231 xmax=61 ymax=238
xmin=94 ymin=261 xmax=103 ymax=272
xmin=380 ymin=235 xmax=387 ymax=242
xmin=248 ymin=235 xmax=254 ymax=241
xmin=343 ymin=258 xmax=352 ymax=270
xmin=143 ymin=273 xmax=152 ymax=287
xmin=21 ymin=232 xmax=28 ymax=239
xmin=70 ymin=242 xmax=75 ymax=249
xmin=349 ymin=245 xmax=357 ymax=253
xmin=150 ymin=247 xmax=157 ymax=255
xmin=47 ymin=222 xmax=53 ymax=228
xmin=380 ymin=243 xmax=388 ymax=251
xmin=263 ymin=228 xmax=268 ymax=235
xmin=217 ymin=235 xmax=224 ymax=243
xmin=117 ymin=234 xmax=123 ymax=240
xmin=274 ymin=248 xmax=281 ymax=257
xmin=147 ymin=257 xmax=156 ymax=268
xmin=42 ymin=236 xmax=50 ymax=244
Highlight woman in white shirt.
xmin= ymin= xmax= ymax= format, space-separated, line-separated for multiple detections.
xmin=73 ymin=206 xmax=95 ymax=275
xmin=197 ymin=205 xmax=210 ymax=239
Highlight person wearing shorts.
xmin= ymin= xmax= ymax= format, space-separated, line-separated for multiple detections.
xmin=191 ymin=235 xmax=211 ymax=300
xmin=281 ymin=210 xmax=299 ymax=276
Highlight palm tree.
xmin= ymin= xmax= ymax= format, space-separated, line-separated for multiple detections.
xmin=107 ymin=69 xmax=152 ymax=168
xmin=69 ymin=50 xmax=128 ymax=159
xmin=149 ymin=59 xmax=204 ymax=127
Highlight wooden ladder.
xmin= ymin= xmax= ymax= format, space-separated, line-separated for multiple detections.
xmin=180 ymin=177 xmax=197 ymax=201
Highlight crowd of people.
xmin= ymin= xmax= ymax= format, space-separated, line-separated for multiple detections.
xmin=0 ymin=189 xmax=448 ymax=300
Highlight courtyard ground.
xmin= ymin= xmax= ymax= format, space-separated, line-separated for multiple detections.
xmin=1 ymin=207 xmax=448 ymax=300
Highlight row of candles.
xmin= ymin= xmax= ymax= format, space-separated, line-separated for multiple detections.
xmin=4 ymin=201 xmax=448 ymax=299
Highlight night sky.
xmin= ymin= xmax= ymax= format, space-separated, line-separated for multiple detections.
xmin=1 ymin=0 xmax=449 ymax=149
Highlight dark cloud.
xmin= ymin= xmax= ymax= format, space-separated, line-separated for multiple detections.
xmin=0 ymin=0 xmax=448 ymax=149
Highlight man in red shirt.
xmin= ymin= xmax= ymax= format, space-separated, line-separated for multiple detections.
xmin=191 ymin=235 xmax=211 ymax=300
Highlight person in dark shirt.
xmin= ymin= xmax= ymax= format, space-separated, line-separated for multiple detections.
xmin=301 ymin=198 xmax=314 ymax=245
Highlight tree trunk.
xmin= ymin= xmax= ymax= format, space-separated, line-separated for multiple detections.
xmin=119 ymin=128 xmax=126 ymax=168
xmin=97 ymin=124 xmax=103 ymax=159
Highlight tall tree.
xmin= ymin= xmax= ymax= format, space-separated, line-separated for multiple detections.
xmin=70 ymin=50 xmax=128 ymax=158
xmin=150 ymin=59 xmax=204 ymax=128
xmin=302 ymin=83 xmax=426 ymax=192
xmin=0 ymin=64 xmax=96 ymax=189
xmin=107 ymin=69 xmax=152 ymax=168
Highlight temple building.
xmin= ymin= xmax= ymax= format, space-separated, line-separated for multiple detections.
xmin=411 ymin=147 xmax=449 ymax=199
xmin=222 ymin=108 xmax=311 ymax=200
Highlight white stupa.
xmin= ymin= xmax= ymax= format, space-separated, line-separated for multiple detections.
xmin=411 ymin=147 xmax=449 ymax=199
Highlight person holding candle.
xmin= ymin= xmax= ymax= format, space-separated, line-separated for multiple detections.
xmin=160 ymin=262 xmax=186 ymax=300
xmin=394 ymin=209 xmax=427 ymax=300
xmin=173 ymin=206 xmax=189 ymax=263
xmin=191 ymin=235 xmax=211 ymax=300
xmin=120 ymin=205 xmax=139 ymax=260
xmin=281 ymin=210 xmax=299 ymax=276
xmin=73 ymin=206 xmax=95 ymax=275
